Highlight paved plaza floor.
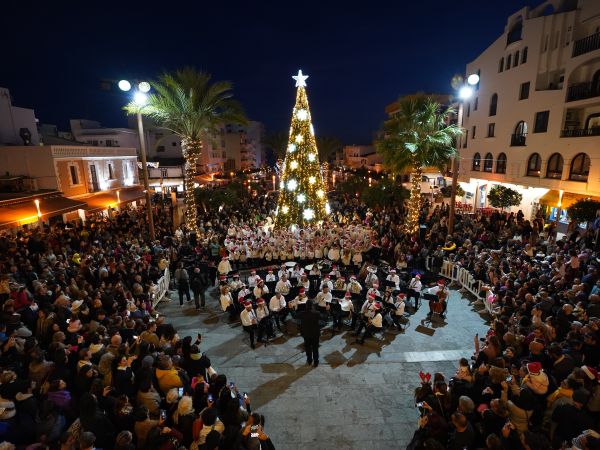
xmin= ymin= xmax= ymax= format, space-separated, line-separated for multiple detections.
xmin=158 ymin=288 xmax=489 ymax=450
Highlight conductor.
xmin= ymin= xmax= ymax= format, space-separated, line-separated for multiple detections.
xmin=298 ymin=300 xmax=321 ymax=367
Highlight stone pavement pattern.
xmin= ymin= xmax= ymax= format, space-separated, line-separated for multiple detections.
xmin=158 ymin=289 xmax=488 ymax=450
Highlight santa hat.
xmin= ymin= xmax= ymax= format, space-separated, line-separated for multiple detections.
xmin=244 ymin=301 xmax=252 ymax=307
xmin=324 ymin=275 xmax=330 ymax=280
xmin=219 ymin=275 xmax=226 ymax=281
xmin=582 ymin=365 xmax=600 ymax=381
xmin=398 ymin=293 xmax=406 ymax=299
xmin=526 ymin=362 xmax=542 ymax=375
xmin=233 ymin=273 xmax=239 ymax=278
xmin=332 ymin=265 xmax=337 ymax=269
xmin=339 ymin=276 xmax=345 ymax=281
xmin=368 ymin=293 xmax=376 ymax=299
xmin=268 ymin=269 xmax=273 ymax=273
xmin=299 ymin=288 xmax=305 ymax=294
xmin=373 ymin=302 xmax=382 ymax=310
xmin=251 ymin=270 xmax=256 ymax=274
xmin=437 ymin=279 xmax=446 ymax=286
xmin=350 ymin=275 xmax=357 ymax=280
xmin=390 ymin=269 xmax=396 ymax=274
xmin=345 ymin=292 xmax=352 ymax=298
xmin=415 ymin=274 xmax=421 ymax=279
xmin=257 ymin=298 xmax=265 ymax=304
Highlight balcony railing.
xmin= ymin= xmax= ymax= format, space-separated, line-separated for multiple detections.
xmin=573 ymin=31 xmax=600 ymax=57
xmin=567 ymin=82 xmax=600 ymax=102
xmin=510 ymin=133 xmax=527 ymax=146
xmin=561 ymin=127 xmax=600 ymax=137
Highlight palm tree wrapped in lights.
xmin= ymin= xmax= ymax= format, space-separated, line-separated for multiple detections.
xmin=127 ymin=68 xmax=246 ymax=233
xmin=376 ymin=94 xmax=462 ymax=234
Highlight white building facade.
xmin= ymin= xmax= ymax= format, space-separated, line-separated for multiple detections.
xmin=0 ymin=87 xmax=40 ymax=146
xmin=459 ymin=0 xmax=600 ymax=220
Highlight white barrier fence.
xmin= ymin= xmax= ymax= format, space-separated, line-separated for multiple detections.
xmin=152 ymin=267 xmax=171 ymax=307
xmin=438 ymin=260 xmax=497 ymax=317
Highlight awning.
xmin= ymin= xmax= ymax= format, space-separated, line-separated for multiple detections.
xmin=81 ymin=186 xmax=146 ymax=212
xmin=0 ymin=195 xmax=87 ymax=229
xmin=539 ymin=190 xmax=600 ymax=209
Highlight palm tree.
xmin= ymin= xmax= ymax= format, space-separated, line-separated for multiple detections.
xmin=264 ymin=131 xmax=288 ymax=162
xmin=376 ymin=94 xmax=462 ymax=234
xmin=316 ymin=136 xmax=343 ymax=163
xmin=130 ymin=68 xmax=246 ymax=233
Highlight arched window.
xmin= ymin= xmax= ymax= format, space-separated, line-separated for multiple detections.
xmin=521 ymin=47 xmax=528 ymax=64
xmin=484 ymin=153 xmax=494 ymax=172
xmin=472 ymin=153 xmax=481 ymax=171
xmin=569 ymin=153 xmax=591 ymax=181
xmin=489 ymin=93 xmax=498 ymax=116
xmin=514 ymin=51 xmax=520 ymax=67
xmin=496 ymin=153 xmax=507 ymax=174
xmin=506 ymin=54 xmax=512 ymax=70
xmin=512 ymin=121 xmax=528 ymax=146
xmin=546 ymin=153 xmax=564 ymax=179
xmin=527 ymin=153 xmax=541 ymax=176
xmin=499 ymin=57 xmax=504 ymax=73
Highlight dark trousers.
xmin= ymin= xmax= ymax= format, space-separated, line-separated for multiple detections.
xmin=178 ymin=282 xmax=191 ymax=305
xmin=258 ymin=318 xmax=274 ymax=340
xmin=193 ymin=290 xmax=205 ymax=308
xmin=272 ymin=309 xmax=288 ymax=329
xmin=243 ymin=324 xmax=257 ymax=347
xmin=406 ymin=289 xmax=420 ymax=309
xmin=303 ymin=336 xmax=319 ymax=364
xmin=359 ymin=324 xmax=380 ymax=343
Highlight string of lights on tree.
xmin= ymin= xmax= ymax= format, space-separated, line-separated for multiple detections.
xmin=275 ymin=70 xmax=329 ymax=228
xmin=181 ymin=138 xmax=201 ymax=234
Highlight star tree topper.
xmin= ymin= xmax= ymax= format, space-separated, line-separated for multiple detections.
xmin=292 ymin=69 xmax=308 ymax=87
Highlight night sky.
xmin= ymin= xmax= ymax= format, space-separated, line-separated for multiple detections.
xmin=3 ymin=0 xmax=528 ymax=144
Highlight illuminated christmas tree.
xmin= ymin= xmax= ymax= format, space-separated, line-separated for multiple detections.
xmin=275 ymin=70 xmax=329 ymax=228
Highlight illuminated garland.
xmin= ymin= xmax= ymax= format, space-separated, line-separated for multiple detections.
xmin=275 ymin=71 xmax=329 ymax=228
xmin=404 ymin=165 xmax=422 ymax=235
xmin=181 ymin=138 xmax=201 ymax=234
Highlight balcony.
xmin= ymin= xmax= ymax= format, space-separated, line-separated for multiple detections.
xmin=561 ymin=127 xmax=600 ymax=137
xmin=573 ymin=31 xmax=600 ymax=57
xmin=567 ymin=82 xmax=600 ymax=102
xmin=510 ymin=133 xmax=527 ymax=146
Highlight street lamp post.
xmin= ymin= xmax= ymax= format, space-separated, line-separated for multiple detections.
xmin=120 ymin=80 xmax=155 ymax=241
xmin=448 ymin=74 xmax=479 ymax=235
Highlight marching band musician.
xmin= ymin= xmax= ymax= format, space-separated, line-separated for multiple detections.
xmin=220 ymin=285 xmax=236 ymax=321
xmin=356 ymin=302 xmax=383 ymax=344
xmin=253 ymin=278 xmax=270 ymax=299
xmin=277 ymin=264 xmax=288 ymax=280
xmin=256 ymin=298 xmax=275 ymax=342
xmin=329 ymin=264 xmax=341 ymax=279
xmin=316 ymin=284 xmax=332 ymax=314
xmin=334 ymin=276 xmax=348 ymax=292
xmin=265 ymin=269 xmax=277 ymax=283
xmin=340 ymin=291 xmax=355 ymax=321
xmin=364 ymin=265 xmax=379 ymax=288
xmin=217 ymin=255 xmax=232 ymax=278
xmin=319 ymin=275 xmax=334 ymax=292
xmin=275 ymin=273 xmax=291 ymax=295
xmin=392 ymin=293 xmax=406 ymax=331
xmin=269 ymin=291 xmax=287 ymax=331
xmin=406 ymin=273 xmax=422 ymax=310
xmin=240 ymin=301 xmax=258 ymax=349
xmin=237 ymin=284 xmax=251 ymax=303
xmin=366 ymin=282 xmax=381 ymax=300
xmin=298 ymin=273 xmax=310 ymax=291
xmin=386 ymin=268 xmax=400 ymax=291
xmin=426 ymin=279 xmax=449 ymax=319
xmin=348 ymin=275 xmax=363 ymax=295
xmin=289 ymin=287 xmax=309 ymax=315
xmin=248 ymin=269 xmax=259 ymax=289
xmin=229 ymin=273 xmax=243 ymax=291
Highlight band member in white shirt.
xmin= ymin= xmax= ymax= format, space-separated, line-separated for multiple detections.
xmin=253 ymin=279 xmax=269 ymax=299
xmin=334 ymin=276 xmax=348 ymax=292
xmin=329 ymin=265 xmax=341 ymax=279
xmin=386 ymin=269 xmax=400 ymax=291
xmin=364 ymin=266 xmax=379 ymax=288
xmin=217 ymin=256 xmax=232 ymax=278
xmin=319 ymin=275 xmax=333 ymax=292
xmin=366 ymin=282 xmax=381 ymax=300
xmin=407 ymin=273 xmax=423 ymax=310
xmin=348 ymin=276 xmax=362 ymax=294
xmin=220 ymin=286 xmax=235 ymax=321
xmin=392 ymin=293 xmax=406 ymax=331
xmin=277 ymin=265 xmax=288 ymax=280
xmin=237 ymin=285 xmax=251 ymax=302
xmin=298 ymin=273 xmax=310 ymax=291
xmin=255 ymin=298 xmax=275 ymax=342
xmin=275 ymin=274 xmax=291 ymax=295
xmin=265 ymin=269 xmax=277 ymax=283
xmin=269 ymin=291 xmax=287 ymax=330
xmin=290 ymin=288 xmax=309 ymax=315
xmin=356 ymin=302 xmax=383 ymax=344
xmin=240 ymin=301 xmax=258 ymax=349
xmin=229 ymin=273 xmax=243 ymax=291
xmin=316 ymin=285 xmax=332 ymax=314
xmin=248 ymin=270 xmax=259 ymax=289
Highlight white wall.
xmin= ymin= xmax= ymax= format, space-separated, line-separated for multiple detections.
xmin=0 ymin=88 xmax=39 ymax=145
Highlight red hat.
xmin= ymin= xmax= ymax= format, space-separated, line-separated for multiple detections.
xmin=244 ymin=301 xmax=252 ymax=307
xmin=299 ymin=288 xmax=305 ymax=294
xmin=268 ymin=270 xmax=273 ymax=273
xmin=339 ymin=276 xmax=345 ymax=280
xmin=233 ymin=273 xmax=239 ymax=277
xmin=373 ymin=302 xmax=382 ymax=310
xmin=350 ymin=275 xmax=356 ymax=280
xmin=398 ymin=293 xmax=406 ymax=298
xmin=251 ymin=270 xmax=256 ymax=274
xmin=324 ymin=275 xmax=330 ymax=279
xmin=345 ymin=292 xmax=352 ymax=298
xmin=332 ymin=265 xmax=337 ymax=269
xmin=390 ymin=269 xmax=396 ymax=273
xmin=582 ymin=365 xmax=600 ymax=381
xmin=257 ymin=298 xmax=265 ymax=304
xmin=415 ymin=274 xmax=421 ymax=279
xmin=526 ymin=362 xmax=542 ymax=375
xmin=219 ymin=275 xmax=226 ymax=281
xmin=369 ymin=293 xmax=376 ymax=299
xmin=222 ymin=256 xmax=228 ymax=260
xmin=437 ymin=279 xmax=446 ymax=286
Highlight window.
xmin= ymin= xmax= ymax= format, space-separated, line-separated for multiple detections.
xmin=569 ymin=153 xmax=591 ymax=181
xmin=472 ymin=152 xmax=481 ymax=171
xmin=519 ymin=82 xmax=530 ymax=100
xmin=496 ymin=153 xmax=507 ymax=173
xmin=69 ymin=165 xmax=79 ymax=185
xmin=506 ymin=54 xmax=512 ymax=69
xmin=474 ymin=97 xmax=478 ymax=111
xmin=512 ymin=121 xmax=528 ymax=146
xmin=463 ymin=130 xmax=468 ymax=148
xmin=543 ymin=35 xmax=549 ymax=52
xmin=108 ymin=163 xmax=114 ymax=180
xmin=546 ymin=153 xmax=564 ymax=179
xmin=489 ymin=93 xmax=498 ymax=116
xmin=467 ymin=103 xmax=471 ymax=117
xmin=526 ymin=153 xmax=541 ymax=176
xmin=514 ymin=51 xmax=520 ymax=67
xmin=499 ymin=57 xmax=504 ymax=73
xmin=172 ymin=142 xmax=177 ymax=147
xmin=472 ymin=125 xmax=476 ymax=139
xmin=161 ymin=168 xmax=168 ymax=178
xmin=522 ymin=47 xmax=528 ymax=63
xmin=534 ymin=111 xmax=550 ymax=133
xmin=483 ymin=153 xmax=493 ymax=172
xmin=487 ymin=123 xmax=496 ymax=137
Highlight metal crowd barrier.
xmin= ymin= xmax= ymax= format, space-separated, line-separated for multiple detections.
xmin=152 ymin=267 xmax=171 ymax=307
xmin=438 ymin=260 xmax=496 ymax=316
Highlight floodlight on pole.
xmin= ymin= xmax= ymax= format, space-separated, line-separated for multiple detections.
xmin=459 ymin=86 xmax=474 ymax=100
xmin=134 ymin=91 xmax=148 ymax=106
xmin=467 ymin=73 xmax=480 ymax=86
xmin=138 ymin=81 xmax=151 ymax=93
xmin=118 ymin=80 xmax=132 ymax=91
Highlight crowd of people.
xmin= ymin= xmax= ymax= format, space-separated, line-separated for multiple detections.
xmin=0 ymin=204 xmax=276 ymax=450
xmin=408 ymin=208 xmax=600 ymax=450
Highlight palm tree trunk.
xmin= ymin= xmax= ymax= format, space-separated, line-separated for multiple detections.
xmin=181 ymin=138 xmax=202 ymax=234
xmin=404 ymin=165 xmax=423 ymax=234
